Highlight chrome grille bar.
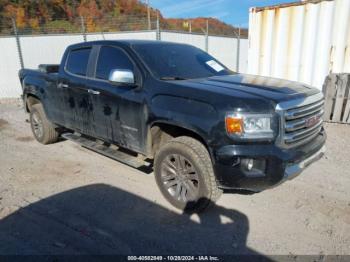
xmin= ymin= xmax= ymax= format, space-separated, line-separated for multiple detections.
xmin=285 ymin=110 xmax=324 ymax=132
xmin=285 ymin=100 xmax=324 ymax=120
xmin=284 ymin=120 xmax=323 ymax=143
xmin=276 ymin=92 xmax=324 ymax=148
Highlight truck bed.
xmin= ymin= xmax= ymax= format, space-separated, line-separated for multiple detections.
xmin=19 ymin=64 xmax=59 ymax=88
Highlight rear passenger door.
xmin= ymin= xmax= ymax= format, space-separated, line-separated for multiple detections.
xmin=85 ymin=45 xmax=146 ymax=153
xmin=60 ymin=47 xmax=95 ymax=135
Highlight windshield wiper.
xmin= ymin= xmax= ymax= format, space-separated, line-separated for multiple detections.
xmin=160 ymin=76 xmax=188 ymax=81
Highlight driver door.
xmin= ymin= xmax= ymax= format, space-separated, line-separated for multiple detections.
xmin=85 ymin=45 xmax=145 ymax=153
xmin=58 ymin=47 xmax=95 ymax=135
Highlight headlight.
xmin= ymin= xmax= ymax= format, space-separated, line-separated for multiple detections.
xmin=225 ymin=113 xmax=274 ymax=140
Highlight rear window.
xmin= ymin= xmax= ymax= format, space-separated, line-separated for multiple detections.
xmin=66 ymin=48 xmax=91 ymax=76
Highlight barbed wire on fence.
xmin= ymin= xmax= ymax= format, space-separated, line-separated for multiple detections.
xmin=0 ymin=15 xmax=158 ymax=36
xmin=0 ymin=15 xmax=247 ymax=38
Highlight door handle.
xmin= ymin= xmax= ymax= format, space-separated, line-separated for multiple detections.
xmin=58 ymin=83 xmax=69 ymax=89
xmin=88 ymin=89 xmax=100 ymax=95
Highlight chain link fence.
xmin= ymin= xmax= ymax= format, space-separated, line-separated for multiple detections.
xmin=1 ymin=14 xmax=246 ymax=38
xmin=1 ymin=15 xmax=159 ymax=36
xmin=0 ymin=16 xmax=248 ymax=98
xmin=4 ymin=15 xmax=246 ymax=68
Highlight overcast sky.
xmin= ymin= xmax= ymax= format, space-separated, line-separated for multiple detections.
xmin=148 ymin=0 xmax=294 ymax=27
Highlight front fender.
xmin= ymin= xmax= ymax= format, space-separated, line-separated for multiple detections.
xmin=150 ymin=94 xmax=219 ymax=143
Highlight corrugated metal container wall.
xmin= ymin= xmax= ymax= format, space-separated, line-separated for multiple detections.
xmin=247 ymin=0 xmax=350 ymax=90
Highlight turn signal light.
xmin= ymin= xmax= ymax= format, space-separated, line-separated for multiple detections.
xmin=225 ymin=116 xmax=243 ymax=134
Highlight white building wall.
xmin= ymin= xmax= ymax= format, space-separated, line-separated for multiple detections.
xmin=161 ymin=31 xmax=206 ymax=50
xmin=20 ymin=34 xmax=83 ymax=68
xmin=208 ymin=35 xmax=237 ymax=70
xmin=86 ymin=31 xmax=157 ymax=41
xmin=161 ymin=31 xmax=248 ymax=72
xmin=0 ymin=32 xmax=156 ymax=98
xmin=0 ymin=30 xmax=247 ymax=98
xmin=239 ymin=37 xmax=249 ymax=74
xmin=0 ymin=37 xmax=22 ymax=97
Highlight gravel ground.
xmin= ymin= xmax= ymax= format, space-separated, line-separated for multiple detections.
xmin=0 ymin=100 xmax=349 ymax=256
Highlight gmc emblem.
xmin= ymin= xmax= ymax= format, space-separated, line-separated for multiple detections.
xmin=305 ymin=115 xmax=320 ymax=128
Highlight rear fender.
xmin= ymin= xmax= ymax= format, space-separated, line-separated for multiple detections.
xmin=22 ymin=75 xmax=47 ymax=112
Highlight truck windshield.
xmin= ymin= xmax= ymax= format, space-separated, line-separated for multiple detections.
xmin=132 ymin=43 xmax=233 ymax=80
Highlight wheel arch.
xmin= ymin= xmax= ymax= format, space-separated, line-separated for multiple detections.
xmin=149 ymin=121 xmax=211 ymax=158
xmin=24 ymin=93 xmax=41 ymax=113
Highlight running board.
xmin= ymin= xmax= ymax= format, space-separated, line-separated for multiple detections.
xmin=61 ymin=133 xmax=152 ymax=172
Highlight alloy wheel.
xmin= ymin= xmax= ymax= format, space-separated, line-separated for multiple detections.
xmin=160 ymin=154 xmax=200 ymax=203
xmin=32 ymin=112 xmax=44 ymax=139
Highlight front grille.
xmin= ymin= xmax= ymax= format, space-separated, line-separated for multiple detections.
xmin=277 ymin=93 xmax=324 ymax=148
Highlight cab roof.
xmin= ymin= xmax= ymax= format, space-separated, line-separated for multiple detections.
xmin=68 ymin=39 xmax=188 ymax=49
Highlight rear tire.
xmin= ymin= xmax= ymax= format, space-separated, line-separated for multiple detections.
xmin=154 ymin=136 xmax=222 ymax=212
xmin=30 ymin=103 xmax=59 ymax=144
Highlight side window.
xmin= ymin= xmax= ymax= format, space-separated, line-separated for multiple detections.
xmin=66 ymin=48 xmax=91 ymax=76
xmin=96 ymin=46 xmax=134 ymax=80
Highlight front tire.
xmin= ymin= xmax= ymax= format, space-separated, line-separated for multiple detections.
xmin=30 ymin=103 xmax=59 ymax=144
xmin=154 ymin=136 xmax=222 ymax=212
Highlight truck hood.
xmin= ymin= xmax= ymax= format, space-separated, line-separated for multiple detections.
xmin=180 ymin=74 xmax=319 ymax=102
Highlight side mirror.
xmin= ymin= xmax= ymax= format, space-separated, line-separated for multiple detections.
xmin=108 ymin=69 xmax=135 ymax=85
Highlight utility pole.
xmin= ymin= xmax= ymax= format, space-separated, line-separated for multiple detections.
xmin=189 ymin=20 xmax=192 ymax=33
xmin=147 ymin=0 xmax=151 ymax=30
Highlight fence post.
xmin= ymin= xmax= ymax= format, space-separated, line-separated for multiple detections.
xmin=156 ymin=15 xmax=161 ymax=40
xmin=11 ymin=17 xmax=24 ymax=69
xmin=80 ymin=16 xmax=87 ymax=42
xmin=147 ymin=0 xmax=151 ymax=30
xmin=205 ymin=20 xmax=208 ymax=52
xmin=236 ymin=26 xmax=240 ymax=72
xmin=233 ymin=26 xmax=241 ymax=72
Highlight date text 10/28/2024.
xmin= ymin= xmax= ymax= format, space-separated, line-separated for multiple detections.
xmin=127 ymin=256 xmax=220 ymax=261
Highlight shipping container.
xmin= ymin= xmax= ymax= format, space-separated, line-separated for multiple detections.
xmin=248 ymin=0 xmax=350 ymax=90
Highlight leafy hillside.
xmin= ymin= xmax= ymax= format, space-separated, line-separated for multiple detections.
xmin=0 ymin=0 xmax=247 ymax=37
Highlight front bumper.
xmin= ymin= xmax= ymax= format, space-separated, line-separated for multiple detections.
xmin=212 ymin=130 xmax=326 ymax=191
xmin=283 ymin=145 xmax=325 ymax=181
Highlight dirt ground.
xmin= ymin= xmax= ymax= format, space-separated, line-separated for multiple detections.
xmin=0 ymin=100 xmax=349 ymax=256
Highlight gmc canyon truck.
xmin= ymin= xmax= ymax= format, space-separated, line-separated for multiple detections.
xmin=19 ymin=40 xmax=326 ymax=211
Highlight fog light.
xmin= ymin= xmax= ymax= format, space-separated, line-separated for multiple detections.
xmin=241 ymin=158 xmax=267 ymax=177
xmin=242 ymin=158 xmax=254 ymax=171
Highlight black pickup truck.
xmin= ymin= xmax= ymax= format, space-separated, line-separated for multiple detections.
xmin=19 ymin=40 xmax=326 ymax=211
